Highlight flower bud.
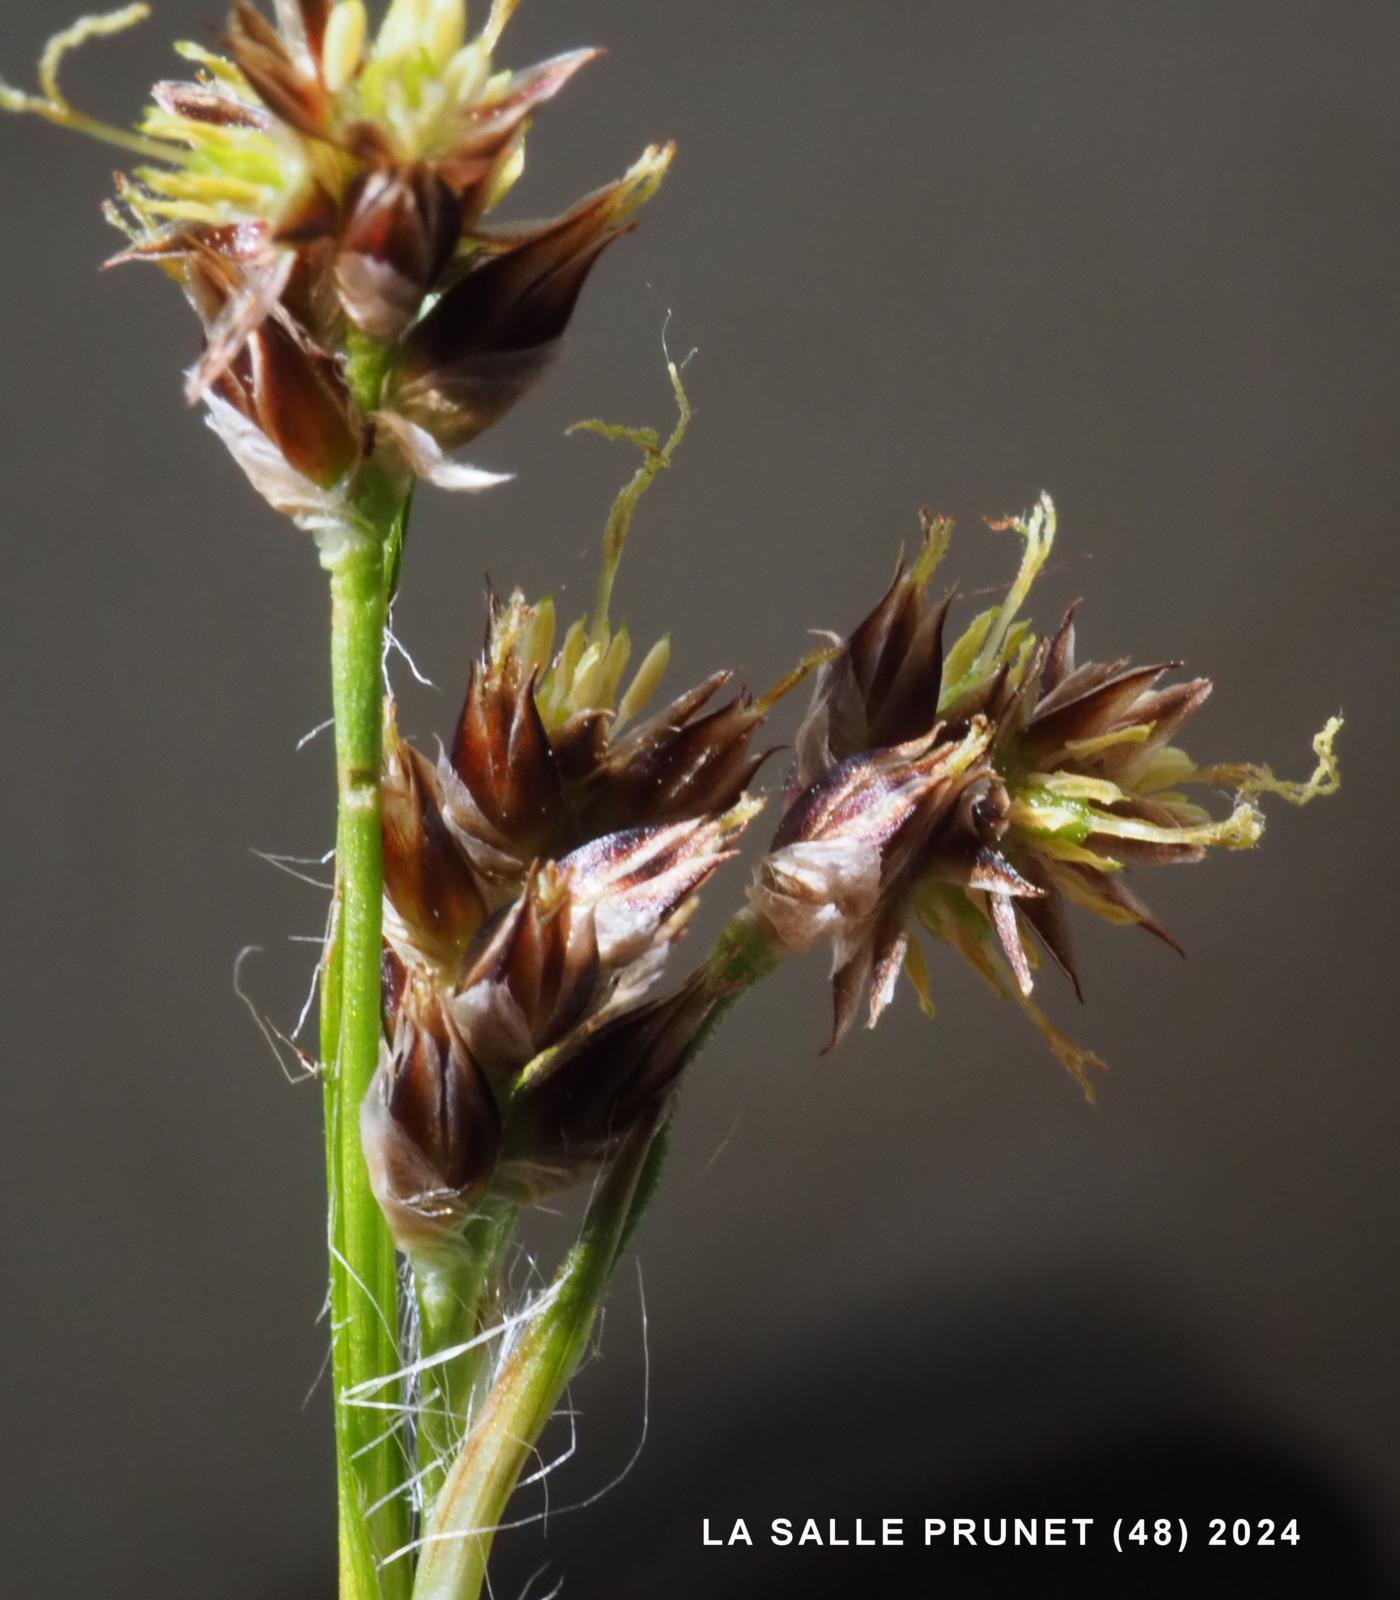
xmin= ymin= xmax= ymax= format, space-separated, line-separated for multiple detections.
xmin=375 ymin=0 xmax=428 ymax=61
xmin=362 ymin=988 xmax=501 ymax=1256
xmin=335 ymin=163 xmax=462 ymax=339
xmin=450 ymin=803 xmax=758 ymax=1077
xmin=752 ymin=722 xmax=1001 ymax=1043
xmin=225 ymin=316 xmax=362 ymax=486
xmin=441 ymin=653 xmax=566 ymax=876
xmin=382 ymin=736 xmax=488 ymax=970
xmin=796 ymin=512 xmax=954 ymax=786
xmin=451 ymin=863 xmax=601 ymax=1078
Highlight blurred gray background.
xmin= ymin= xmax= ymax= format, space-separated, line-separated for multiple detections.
xmin=2 ymin=1 xmax=1399 ymax=1594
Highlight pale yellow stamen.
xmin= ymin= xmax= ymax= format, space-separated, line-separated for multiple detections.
xmin=938 ymin=608 xmax=996 ymax=704
xmin=442 ymin=40 xmax=490 ymax=104
xmin=755 ymin=639 xmax=843 ymax=715
xmin=322 ymin=0 xmax=368 ymax=94
xmin=520 ymin=596 xmax=557 ymax=678
xmin=1026 ymin=771 xmax=1126 ymax=805
xmin=555 ymin=620 xmax=587 ymax=689
xmin=376 ymin=0 xmax=428 ymax=61
xmin=1033 ymin=838 xmax=1123 ymax=871
xmin=1134 ymin=745 xmax=1197 ymax=794
xmin=172 ymin=42 xmax=249 ymax=90
xmin=599 ymin=628 xmax=633 ymax=705
xmin=1062 ymin=724 xmax=1152 ymax=761
xmin=477 ymin=132 xmax=524 ymax=211
xmin=615 ymin=637 xmax=671 ymax=731
xmin=425 ymin=0 xmax=467 ymax=68
xmin=569 ymin=641 xmax=607 ymax=710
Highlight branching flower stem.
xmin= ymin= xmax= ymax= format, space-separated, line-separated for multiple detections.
xmin=411 ymin=909 xmax=784 ymax=1600
xmin=411 ymin=1117 xmax=663 ymax=1600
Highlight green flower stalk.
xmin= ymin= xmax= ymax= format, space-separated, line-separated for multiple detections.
xmin=4 ymin=9 xmax=1345 ymax=1600
xmin=3 ymin=4 xmax=670 ymax=1595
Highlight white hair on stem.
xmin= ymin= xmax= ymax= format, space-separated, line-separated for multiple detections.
xmin=378 ymin=1259 xmax=652 ymax=1568
xmin=296 ymin=716 xmax=335 ymax=752
xmin=232 ymin=945 xmax=319 ymax=1085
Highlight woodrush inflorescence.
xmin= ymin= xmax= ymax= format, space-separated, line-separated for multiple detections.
xmin=3 ymin=8 xmax=1342 ymax=1600
xmin=2 ymin=0 xmax=670 ymax=541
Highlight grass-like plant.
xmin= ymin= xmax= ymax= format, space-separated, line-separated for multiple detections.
xmin=2 ymin=5 xmax=1342 ymax=1597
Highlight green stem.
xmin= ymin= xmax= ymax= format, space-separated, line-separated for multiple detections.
xmin=693 ymin=908 xmax=783 ymax=1047
xmin=322 ymin=493 xmax=411 ymax=1600
xmin=411 ymin=1122 xmax=660 ymax=1600
xmin=414 ymin=1204 xmax=518 ymax=1513
xmin=408 ymin=912 xmax=784 ymax=1600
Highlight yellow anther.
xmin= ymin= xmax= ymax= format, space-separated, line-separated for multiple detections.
xmin=425 ymin=0 xmax=467 ymax=69
xmin=448 ymin=39 xmax=499 ymax=106
xmin=322 ymin=0 xmax=368 ymax=94
xmin=442 ymin=40 xmax=490 ymax=104
xmin=478 ymin=131 xmax=525 ymax=211
xmin=599 ymin=627 xmax=632 ymax=703
xmin=520 ymin=596 xmax=556 ymax=677
xmin=555 ymin=619 xmax=587 ymax=684
xmin=615 ymin=637 xmax=670 ymax=730
xmin=376 ymin=0 xmax=427 ymax=61
xmin=570 ymin=641 xmax=607 ymax=709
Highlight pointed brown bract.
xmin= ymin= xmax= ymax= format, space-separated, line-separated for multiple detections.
xmin=391 ymin=147 xmax=674 ymax=450
xmin=430 ymin=49 xmax=601 ymax=219
xmin=150 ymin=80 xmax=272 ymax=131
xmin=579 ymin=673 xmax=770 ymax=835
xmin=443 ymin=654 xmax=565 ymax=875
xmin=451 ymin=863 xmax=601 ymax=1078
xmin=796 ymin=512 xmax=953 ymax=786
xmin=997 ymin=601 xmax=1224 ymax=963
xmin=182 ymin=249 xmax=363 ymax=486
xmin=381 ymin=737 xmax=488 ymax=970
xmin=562 ymin=806 xmax=755 ymax=964
xmin=231 ymin=316 xmax=362 ymax=485
xmin=226 ymin=0 xmax=331 ymax=138
xmin=361 ymin=985 xmax=501 ymax=1256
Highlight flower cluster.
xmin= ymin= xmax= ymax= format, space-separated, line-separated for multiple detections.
xmin=752 ymin=495 xmax=1342 ymax=1092
xmin=2 ymin=1 xmax=670 ymax=550
xmin=365 ymin=403 xmax=790 ymax=1246
xmin=370 ymin=476 xmax=1344 ymax=1255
